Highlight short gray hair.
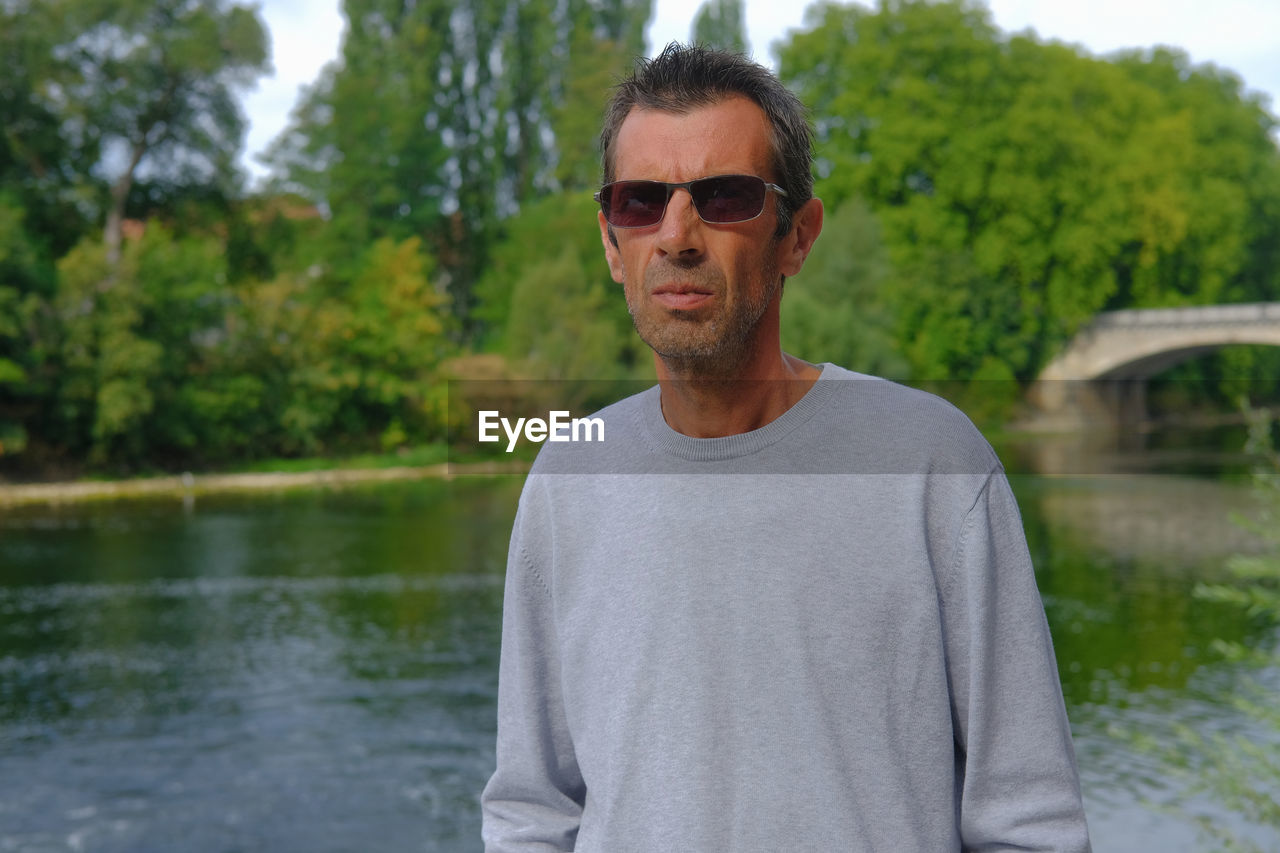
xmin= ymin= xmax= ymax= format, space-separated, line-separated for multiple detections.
xmin=600 ymin=42 xmax=814 ymax=237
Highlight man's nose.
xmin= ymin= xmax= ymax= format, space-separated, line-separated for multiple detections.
xmin=655 ymin=188 xmax=705 ymax=259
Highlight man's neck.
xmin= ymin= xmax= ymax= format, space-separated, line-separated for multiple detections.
xmin=654 ymin=350 xmax=822 ymax=438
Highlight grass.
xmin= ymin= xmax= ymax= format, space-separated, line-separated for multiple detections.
xmin=232 ymin=443 xmax=451 ymax=474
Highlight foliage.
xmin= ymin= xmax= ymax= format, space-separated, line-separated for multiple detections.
xmin=691 ymin=0 xmax=748 ymax=54
xmin=1148 ymin=346 xmax=1280 ymax=418
xmin=1110 ymin=49 xmax=1280 ymax=309
xmin=0 ymin=2 xmax=93 ymax=260
xmin=0 ymin=200 xmax=46 ymax=387
xmin=42 ymin=0 xmax=270 ymax=262
xmin=504 ymin=247 xmax=635 ymax=380
xmin=16 ymin=221 xmax=452 ymax=474
xmin=263 ymin=0 xmax=651 ymax=332
xmin=781 ymin=197 xmax=906 ymax=378
xmin=475 ymin=193 xmax=644 ymax=380
xmin=552 ymin=11 xmax=649 ymax=192
xmin=5 ymin=0 xmax=1280 ymax=477
xmin=0 ymin=3 xmax=95 ymax=459
xmin=779 ymin=0 xmax=1280 ymax=382
xmin=50 ymin=227 xmax=228 ymax=467
xmin=0 ymin=202 xmax=42 ymax=456
xmin=226 ymin=235 xmax=450 ymax=459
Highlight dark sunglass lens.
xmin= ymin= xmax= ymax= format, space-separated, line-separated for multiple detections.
xmin=605 ymin=181 xmax=667 ymax=227
xmin=692 ymin=176 xmax=766 ymax=223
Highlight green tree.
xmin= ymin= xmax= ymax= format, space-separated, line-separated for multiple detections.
xmin=691 ymin=0 xmax=748 ymax=54
xmin=0 ymin=3 xmax=96 ymax=464
xmin=229 ymin=236 xmax=450 ymax=457
xmin=0 ymin=200 xmax=45 ymax=457
xmin=1110 ymin=48 xmax=1280 ymax=309
xmin=45 ymin=0 xmax=269 ymax=265
xmin=474 ymin=188 xmax=650 ymax=377
xmin=504 ymin=246 xmax=639 ymax=380
xmin=226 ymin=267 xmax=334 ymax=456
xmin=47 ymin=224 xmax=256 ymax=468
xmin=0 ymin=201 xmax=45 ymax=384
xmin=778 ymin=0 xmax=1280 ymax=383
xmin=0 ymin=2 xmax=92 ymax=260
xmin=339 ymin=236 xmax=450 ymax=441
xmin=264 ymin=0 xmax=651 ymax=333
xmin=553 ymin=2 xmax=653 ymax=191
xmin=52 ymin=235 xmax=169 ymax=466
xmin=781 ymin=197 xmax=906 ymax=377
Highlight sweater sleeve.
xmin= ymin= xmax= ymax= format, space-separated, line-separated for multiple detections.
xmin=943 ymin=470 xmax=1092 ymax=853
xmin=480 ymin=481 xmax=586 ymax=852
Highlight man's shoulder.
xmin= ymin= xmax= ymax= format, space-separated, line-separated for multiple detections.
xmin=808 ymin=364 xmax=1000 ymax=476
xmin=819 ymin=364 xmax=981 ymax=429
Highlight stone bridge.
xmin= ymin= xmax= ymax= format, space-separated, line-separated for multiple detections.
xmin=1029 ymin=302 xmax=1280 ymax=425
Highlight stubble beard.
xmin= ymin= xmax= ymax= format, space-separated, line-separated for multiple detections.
xmin=627 ymin=255 xmax=782 ymax=378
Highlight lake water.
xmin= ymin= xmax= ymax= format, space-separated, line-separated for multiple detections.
xmin=1 ymin=443 xmax=1277 ymax=851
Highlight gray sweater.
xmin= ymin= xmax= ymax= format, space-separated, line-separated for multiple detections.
xmin=481 ymin=365 xmax=1091 ymax=852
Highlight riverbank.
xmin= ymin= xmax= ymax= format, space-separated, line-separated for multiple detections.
xmin=0 ymin=460 xmax=531 ymax=509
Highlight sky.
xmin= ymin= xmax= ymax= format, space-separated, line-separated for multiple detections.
xmin=239 ymin=0 xmax=1280 ymax=182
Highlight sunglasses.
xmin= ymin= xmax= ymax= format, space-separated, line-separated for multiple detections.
xmin=594 ymin=174 xmax=788 ymax=228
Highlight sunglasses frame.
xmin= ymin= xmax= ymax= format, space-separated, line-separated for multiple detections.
xmin=594 ymin=174 xmax=789 ymax=228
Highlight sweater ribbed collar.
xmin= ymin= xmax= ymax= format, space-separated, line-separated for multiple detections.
xmin=638 ymin=363 xmax=842 ymax=462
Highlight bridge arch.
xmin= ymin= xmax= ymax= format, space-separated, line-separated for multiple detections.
xmin=1030 ymin=302 xmax=1280 ymax=421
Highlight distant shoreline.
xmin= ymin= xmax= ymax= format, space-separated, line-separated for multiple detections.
xmin=0 ymin=461 xmax=531 ymax=509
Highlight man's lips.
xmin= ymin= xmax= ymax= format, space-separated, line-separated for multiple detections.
xmin=651 ymin=284 xmax=714 ymax=311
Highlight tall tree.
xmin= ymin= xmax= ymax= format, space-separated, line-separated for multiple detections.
xmin=0 ymin=2 xmax=94 ymax=464
xmin=0 ymin=1 xmax=92 ymax=262
xmin=475 ymin=189 xmax=646 ymax=376
xmin=263 ymin=0 xmax=652 ymax=333
xmin=1109 ymin=47 xmax=1280 ymax=308
xmin=778 ymin=0 xmax=1280 ymax=381
xmin=691 ymin=0 xmax=748 ymax=54
xmin=551 ymin=0 xmax=653 ymax=191
xmin=781 ymin=198 xmax=906 ymax=378
xmin=46 ymin=0 xmax=269 ymax=265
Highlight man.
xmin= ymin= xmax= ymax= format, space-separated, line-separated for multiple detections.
xmin=481 ymin=43 xmax=1091 ymax=852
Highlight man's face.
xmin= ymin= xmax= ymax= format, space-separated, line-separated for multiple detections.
xmin=599 ymin=97 xmax=813 ymax=375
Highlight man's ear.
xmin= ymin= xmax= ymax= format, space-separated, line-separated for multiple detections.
xmin=777 ymin=197 xmax=824 ymax=278
xmin=599 ymin=211 xmax=625 ymax=283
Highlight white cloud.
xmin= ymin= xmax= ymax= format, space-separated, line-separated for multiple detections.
xmin=240 ymin=0 xmax=344 ymax=181
xmin=989 ymin=0 xmax=1280 ymax=110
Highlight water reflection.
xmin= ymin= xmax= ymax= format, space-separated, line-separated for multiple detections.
xmin=1006 ymin=461 xmax=1278 ymax=852
xmin=0 ymin=462 xmax=1276 ymax=851
xmin=0 ymin=478 xmax=521 ymax=852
